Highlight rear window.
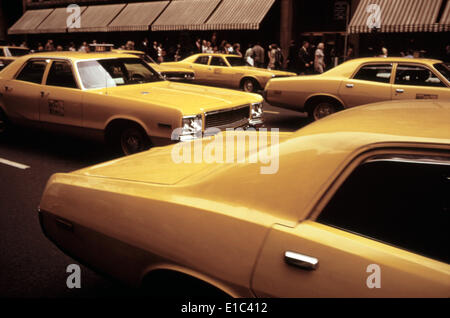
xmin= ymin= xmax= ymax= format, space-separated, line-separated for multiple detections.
xmin=434 ymin=63 xmax=449 ymax=82
xmin=227 ymin=57 xmax=246 ymax=67
xmin=16 ymin=59 xmax=47 ymax=84
xmin=353 ymin=64 xmax=392 ymax=83
xmin=8 ymin=48 xmax=30 ymax=57
xmin=317 ymin=155 xmax=450 ymax=263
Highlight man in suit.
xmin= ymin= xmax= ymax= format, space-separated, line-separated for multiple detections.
xmin=298 ymin=41 xmax=312 ymax=74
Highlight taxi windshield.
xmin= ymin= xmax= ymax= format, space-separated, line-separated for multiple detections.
xmin=226 ymin=57 xmax=246 ymax=67
xmin=77 ymin=58 xmax=164 ymax=89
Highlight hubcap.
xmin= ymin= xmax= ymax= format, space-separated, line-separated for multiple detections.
xmin=121 ymin=130 xmax=143 ymax=155
xmin=244 ymin=80 xmax=254 ymax=92
xmin=313 ymin=103 xmax=335 ymax=120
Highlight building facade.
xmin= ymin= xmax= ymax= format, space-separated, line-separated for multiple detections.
xmin=3 ymin=0 xmax=450 ymax=62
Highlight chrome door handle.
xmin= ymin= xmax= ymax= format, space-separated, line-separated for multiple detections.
xmin=346 ymin=83 xmax=354 ymax=88
xmin=284 ymin=251 xmax=319 ymax=270
xmin=396 ymin=89 xmax=404 ymax=93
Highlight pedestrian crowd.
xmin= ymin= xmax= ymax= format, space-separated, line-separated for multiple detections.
xmin=8 ymin=35 xmax=450 ymax=76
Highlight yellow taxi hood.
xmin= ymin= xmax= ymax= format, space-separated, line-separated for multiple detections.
xmin=73 ymin=131 xmax=293 ymax=185
xmin=99 ymin=81 xmax=262 ymax=114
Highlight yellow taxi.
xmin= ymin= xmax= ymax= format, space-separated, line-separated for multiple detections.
xmin=112 ymin=49 xmax=195 ymax=82
xmin=0 ymin=52 xmax=264 ymax=155
xmin=39 ymin=100 xmax=450 ymax=297
xmin=162 ymin=53 xmax=296 ymax=93
xmin=264 ymin=57 xmax=450 ymax=121
xmin=0 ymin=46 xmax=30 ymax=70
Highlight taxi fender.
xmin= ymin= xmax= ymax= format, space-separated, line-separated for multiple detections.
xmin=104 ymin=115 xmax=151 ymax=136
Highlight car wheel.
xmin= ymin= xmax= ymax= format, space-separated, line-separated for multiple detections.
xmin=119 ymin=124 xmax=151 ymax=156
xmin=242 ymin=78 xmax=259 ymax=93
xmin=310 ymin=102 xmax=337 ymax=121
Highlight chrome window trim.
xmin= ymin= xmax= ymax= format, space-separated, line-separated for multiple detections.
xmin=365 ymin=155 xmax=450 ymax=166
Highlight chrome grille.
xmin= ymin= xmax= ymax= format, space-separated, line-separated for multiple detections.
xmin=205 ymin=105 xmax=250 ymax=129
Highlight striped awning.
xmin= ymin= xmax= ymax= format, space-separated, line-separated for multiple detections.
xmin=152 ymin=0 xmax=221 ymax=31
xmin=107 ymin=1 xmax=169 ymax=32
xmin=35 ymin=6 xmax=87 ymax=34
xmin=8 ymin=8 xmax=54 ymax=34
xmin=440 ymin=0 xmax=450 ymax=31
xmin=204 ymin=0 xmax=276 ymax=30
xmin=68 ymin=4 xmax=126 ymax=33
xmin=348 ymin=0 xmax=443 ymax=33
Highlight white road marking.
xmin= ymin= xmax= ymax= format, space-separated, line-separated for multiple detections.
xmin=264 ymin=110 xmax=280 ymax=114
xmin=0 ymin=157 xmax=30 ymax=170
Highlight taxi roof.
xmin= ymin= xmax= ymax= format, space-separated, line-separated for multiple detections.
xmin=186 ymin=53 xmax=242 ymax=60
xmin=342 ymin=56 xmax=443 ymax=66
xmin=112 ymin=49 xmax=145 ymax=55
xmin=207 ymin=100 xmax=450 ymax=223
xmin=22 ymin=51 xmax=138 ymax=62
xmin=292 ymin=99 xmax=450 ymax=144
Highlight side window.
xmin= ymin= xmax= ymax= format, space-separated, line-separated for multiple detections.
xmin=210 ymin=57 xmax=227 ymax=67
xmin=0 ymin=49 xmax=5 ymax=57
xmin=353 ymin=64 xmax=392 ymax=83
xmin=317 ymin=156 xmax=449 ymax=264
xmin=194 ymin=56 xmax=209 ymax=65
xmin=16 ymin=60 xmax=48 ymax=84
xmin=395 ymin=64 xmax=445 ymax=87
xmin=46 ymin=61 xmax=78 ymax=89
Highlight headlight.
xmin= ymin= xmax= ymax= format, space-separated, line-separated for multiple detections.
xmin=251 ymin=102 xmax=263 ymax=119
xmin=179 ymin=114 xmax=202 ymax=141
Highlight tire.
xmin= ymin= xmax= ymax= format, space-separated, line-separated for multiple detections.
xmin=116 ymin=123 xmax=151 ymax=156
xmin=242 ymin=78 xmax=259 ymax=93
xmin=309 ymin=101 xmax=337 ymax=121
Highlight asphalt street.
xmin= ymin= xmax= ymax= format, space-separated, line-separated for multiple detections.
xmin=0 ymin=103 xmax=308 ymax=298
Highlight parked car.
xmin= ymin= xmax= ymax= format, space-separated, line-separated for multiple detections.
xmin=39 ymin=100 xmax=450 ymax=297
xmin=0 ymin=52 xmax=264 ymax=155
xmin=0 ymin=46 xmax=30 ymax=71
xmin=112 ymin=49 xmax=195 ymax=82
xmin=264 ymin=57 xmax=450 ymax=121
xmin=162 ymin=53 xmax=296 ymax=93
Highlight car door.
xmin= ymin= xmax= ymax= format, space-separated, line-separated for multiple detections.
xmin=189 ymin=56 xmax=211 ymax=84
xmin=2 ymin=59 xmax=49 ymax=123
xmin=339 ymin=63 xmax=393 ymax=108
xmin=40 ymin=60 xmax=82 ymax=128
xmin=392 ymin=63 xmax=450 ymax=101
xmin=252 ymin=151 xmax=450 ymax=297
xmin=209 ymin=56 xmax=232 ymax=87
